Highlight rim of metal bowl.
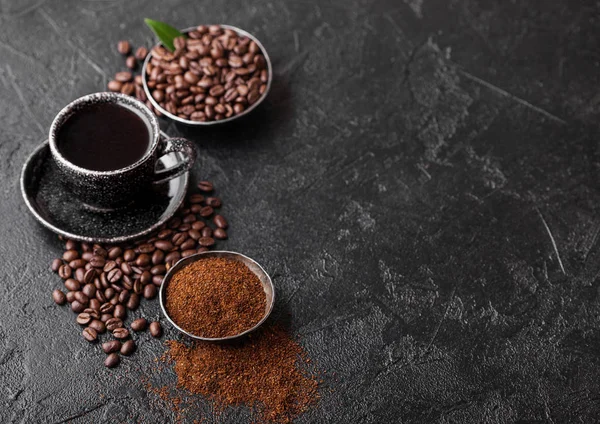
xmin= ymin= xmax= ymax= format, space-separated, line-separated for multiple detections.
xmin=159 ymin=250 xmax=276 ymax=341
xmin=142 ymin=25 xmax=273 ymax=126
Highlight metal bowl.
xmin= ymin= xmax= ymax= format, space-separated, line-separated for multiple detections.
xmin=159 ymin=250 xmax=275 ymax=341
xmin=142 ymin=25 xmax=273 ymax=126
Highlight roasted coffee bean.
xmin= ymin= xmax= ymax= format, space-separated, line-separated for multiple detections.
xmin=178 ymin=223 xmax=192 ymax=232
xmin=65 ymin=239 xmax=78 ymax=250
xmin=108 ymin=80 xmax=122 ymax=92
xmin=110 ymin=297 xmax=120 ymax=306
xmin=115 ymin=71 xmax=132 ymax=82
xmin=182 ymin=249 xmax=197 ymax=258
xmin=103 ymin=261 xmax=117 ymax=274
xmin=214 ymin=228 xmax=228 ymax=239
xmin=83 ymin=308 xmax=100 ymax=318
xmin=74 ymin=267 xmax=86 ymax=283
xmin=51 ymin=258 xmax=63 ymax=272
xmin=104 ymin=287 xmax=115 ymax=300
xmin=93 ymin=245 xmax=107 ymax=257
xmin=198 ymin=237 xmax=215 ymax=247
xmin=137 ymin=243 xmax=155 ymax=254
xmin=121 ymin=262 xmax=133 ymax=275
xmin=96 ymin=290 xmax=107 ymax=304
xmin=114 ymin=304 xmax=126 ymax=320
xmin=52 ymin=289 xmax=66 ymax=305
xmin=140 ymin=271 xmax=152 ymax=285
xmin=65 ymin=278 xmax=80 ymax=291
xmin=88 ymin=319 xmax=106 ymax=334
xmin=83 ymin=268 xmax=96 ymax=284
xmin=107 ymin=268 xmax=123 ymax=283
xmin=82 ymin=327 xmax=98 ymax=342
xmin=127 ymin=293 xmax=140 ymax=310
xmin=191 ymin=221 xmax=206 ymax=231
xmin=197 ymin=181 xmax=214 ymax=192
xmin=205 ymin=197 xmax=222 ymax=207
xmin=120 ymin=340 xmax=136 ymax=356
xmin=136 ymin=254 xmax=151 ymax=267
xmin=154 ymin=240 xmax=173 ymax=251
xmin=117 ymin=40 xmax=131 ymax=55
xmin=102 ymin=340 xmax=121 ymax=354
xmin=106 ymin=317 xmax=123 ymax=331
xmin=143 ymin=284 xmax=157 ymax=299
xmin=58 ymin=264 xmax=72 ymax=279
xmin=75 ymin=289 xmax=89 ymax=303
xmin=150 ymin=265 xmax=166 ymax=275
xmin=89 ymin=255 xmax=106 ymax=268
xmin=69 ymin=258 xmax=87 ymax=269
xmin=135 ymin=46 xmax=148 ymax=60
xmin=124 ymin=249 xmax=136 ymax=261
xmin=105 ymin=353 xmax=120 ymax=368
xmin=188 ymin=229 xmax=202 ymax=240
xmin=179 ymin=239 xmax=195 ymax=251
xmin=213 ymin=214 xmax=228 ymax=229
xmin=118 ymin=290 xmax=130 ymax=304
xmin=133 ymin=280 xmax=143 ymax=294
xmin=107 ymin=246 xmax=122 ymax=259
xmin=201 ymin=226 xmax=213 ymax=238
xmin=165 ymin=251 xmax=181 ymax=264
xmin=63 ymin=249 xmax=79 ymax=261
xmin=77 ymin=312 xmax=92 ymax=325
xmin=66 ymin=291 xmax=76 ymax=303
xmin=113 ymin=328 xmax=130 ymax=339
xmin=189 ymin=194 xmax=204 ymax=203
xmin=152 ymin=249 xmax=165 ymax=265
xmin=126 ymin=55 xmax=137 ymax=70
xmin=172 ymin=232 xmax=188 ymax=246
xmin=82 ymin=283 xmax=96 ymax=298
xmin=149 ymin=321 xmax=162 ymax=338
xmin=131 ymin=318 xmax=148 ymax=332
xmin=157 ymin=229 xmax=173 ymax=240
xmin=100 ymin=303 xmax=115 ymax=314
xmin=152 ymin=275 xmax=164 ymax=286
xmin=100 ymin=313 xmax=112 ymax=322
xmin=198 ymin=247 xmax=209 ymax=253
xmin=89 ymin=298 xmax=101 ymax=311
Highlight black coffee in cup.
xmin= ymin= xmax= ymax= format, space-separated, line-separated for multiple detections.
xmin=57 ymin=102 xmax=150 ymax=171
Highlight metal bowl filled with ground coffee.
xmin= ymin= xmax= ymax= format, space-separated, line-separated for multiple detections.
xmin=142 ymin=25 xmax=273 ymax=126
xmin=159 ymin=250 xmax=275 ymax=341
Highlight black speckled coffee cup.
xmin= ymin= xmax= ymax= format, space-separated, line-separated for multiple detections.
xmin=49 ymin=92 xmax=196 ymax=209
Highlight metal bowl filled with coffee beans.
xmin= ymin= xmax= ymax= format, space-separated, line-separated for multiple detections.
xmin=159 ymin=250 xmax=275 ymax=341
xmin=142 ymin=25 xmax=272 ymax=125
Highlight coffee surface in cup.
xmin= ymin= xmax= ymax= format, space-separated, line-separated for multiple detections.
xmin=57 ymin=102 xmax=150 ymax=171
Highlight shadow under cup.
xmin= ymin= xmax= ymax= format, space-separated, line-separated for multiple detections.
xmin=48 ymin=92 xmax=196 ymax=210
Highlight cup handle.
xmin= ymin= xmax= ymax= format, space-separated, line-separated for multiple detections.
xmin=153 ymin=135 xmax=196 ymax=184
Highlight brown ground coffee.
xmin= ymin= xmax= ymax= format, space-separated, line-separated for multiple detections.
xmin=165 ymin=257 xmax=266 ymax=338
xmin=164 ymin=326 xmax=319 ymax=423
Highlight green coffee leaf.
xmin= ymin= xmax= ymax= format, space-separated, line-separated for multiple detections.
xmin=144 ymin=18 xmax=184 ymax=52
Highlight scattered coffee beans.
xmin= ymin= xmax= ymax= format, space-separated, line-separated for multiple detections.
xmin=50 ymin=182 xmax=228 ymax=367
xmin=105 ymin=353 xmax=120 ymax=368
xmin=149 ymin=321 xmax=162 ymax=338
xmin=165 ymin=257 xmax=265 ymax=338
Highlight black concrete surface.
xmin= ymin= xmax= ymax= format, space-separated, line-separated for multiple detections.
xmin=2 ymin=0 xmax=600 ymax=422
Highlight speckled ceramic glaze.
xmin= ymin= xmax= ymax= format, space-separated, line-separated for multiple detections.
xmin=21 ymin=141 xmax=189 ymax=243
xmin=49 ymin=92 xmax=196 ymax=208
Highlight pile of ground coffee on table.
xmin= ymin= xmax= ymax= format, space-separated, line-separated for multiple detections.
xmin=165 ymin=257 xmax=266 ymax=338
xmin=163 ymin=326 xmax=319 ymax=423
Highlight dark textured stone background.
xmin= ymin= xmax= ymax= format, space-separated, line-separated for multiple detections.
xmin=2 ymin=0 xmax=600 ymax=422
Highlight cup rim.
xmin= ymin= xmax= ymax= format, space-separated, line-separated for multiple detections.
xmin=48 ymin=92 xmax=161 ymax=175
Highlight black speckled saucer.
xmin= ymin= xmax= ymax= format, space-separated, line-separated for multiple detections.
xmin=21 ymin=141 xmax=189 ymax=243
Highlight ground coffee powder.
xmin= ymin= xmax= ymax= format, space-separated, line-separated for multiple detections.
xmin=164 ymin=326 xmax=319 ymax=423
xmin=165 ymin=257 xmax=266 ymax=338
